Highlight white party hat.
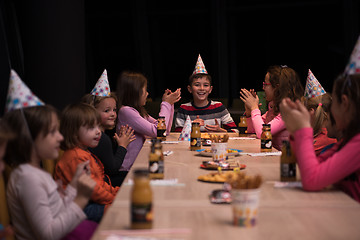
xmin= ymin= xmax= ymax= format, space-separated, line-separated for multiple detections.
xmin=178 ymin=115 xmax=192 ymax=141
xmin=344 ymin=35 xmax=360 ymax=75
xmin=90 ymin=69 xmax=110 ymax=96
xmin=192 ymin=54 xmax=208 ymax=75
xmin=304 ymin=69 xmax=326 ymax=99
xmin=5 ymin=69 xmax=44 ymax=112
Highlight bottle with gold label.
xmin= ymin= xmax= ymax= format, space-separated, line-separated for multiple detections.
xmin=157 ymin=116 xmax=166 ymax=141
xmin=190 ymin=122 xmax=201 ymax=151
xmin=238 ymin=116 xmax=247 ymax=137
xmin=131 ymin=169 xmax=153 ymax=229
xmin=260 ymin=124 xmax=272 ymax=152
xmin=149 ymin=139 xmax=164 ymax=179
xmin=280 ymin=140 xmax=297 ymax=182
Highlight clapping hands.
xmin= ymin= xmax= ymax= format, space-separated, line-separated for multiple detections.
xmin=162 ymin=88 xmax=181 ymax=105
xmin=115 ymin=124 xmax=136 ymax=148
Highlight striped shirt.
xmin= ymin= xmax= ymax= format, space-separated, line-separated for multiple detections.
xmin=175 ymin=100 xmax=236 ymax=132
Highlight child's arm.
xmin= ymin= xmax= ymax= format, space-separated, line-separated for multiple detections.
xmin=250 ymin=109 xmax=286 ymax=138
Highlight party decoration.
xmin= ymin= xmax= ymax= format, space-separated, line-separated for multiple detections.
xmin=91 ymin=69 xmax=110 ymax=96
xmin=193 ymin=54 xmax=208 ymax=74
xmin=344 ymin=35 xmax=360 ymax=75
xmin=178 ymin=115 xmax=192 ymax=141
xmin=304 ymin=69 xmax=326 ymax=99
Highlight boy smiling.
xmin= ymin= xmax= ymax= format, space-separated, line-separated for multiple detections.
xmin=175 ymin=54 xmax=236 ymax=132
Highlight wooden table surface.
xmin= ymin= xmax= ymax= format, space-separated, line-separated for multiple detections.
xmin=91 ymin=133 xmax=360 ymax=240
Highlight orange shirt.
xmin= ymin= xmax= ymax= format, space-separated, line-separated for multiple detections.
xmin=314 ymin=128 xmax=337 ymax=156
xmin=54 ymin=147 xmax=119 ymax=209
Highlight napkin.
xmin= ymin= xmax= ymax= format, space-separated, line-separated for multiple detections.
xmin=241 ymin=152 xmax=282 ymax=157
xmin=125 ymin=179 xmax=185 ymax=187
xmin=178 ymin=115 xmax=191 ymax=141
xmin=229 ymin=137 xmax=257 ymax=140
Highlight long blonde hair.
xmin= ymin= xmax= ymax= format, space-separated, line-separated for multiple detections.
xmin=304 ymin=93 xmax=332 ymax=137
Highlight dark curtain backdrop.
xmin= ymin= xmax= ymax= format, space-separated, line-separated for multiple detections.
xmin=0 ymin=0 xmax=359 ymax=115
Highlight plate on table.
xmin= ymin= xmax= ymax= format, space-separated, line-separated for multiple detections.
xmin=200 ymin=161 xmax=246 ymax=171
xmin=196 ymin=148 xmax=242 ymax=157
xmin=197 ymin=171 xmax=239 ymax=183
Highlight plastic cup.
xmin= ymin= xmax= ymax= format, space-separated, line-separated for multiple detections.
xmin=231 ymin=188 xmax=260 ymax=227
xmin=211 ymin=142 xmax=227 ymax=161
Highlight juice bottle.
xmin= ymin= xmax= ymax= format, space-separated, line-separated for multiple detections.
xmin=260 ymin=124 xmax=272 ymax=152
xmin=280 ymin=140 xmax=297 ymax=182
xmin=157 ymin=116 xmax=166 ymax=141
xmin=149 ymin=139 xmax=164 ymax=179
xmin=190 ymin=122 xmax=201 ymax=151
xmin=131 ymin=169 xmax=153 ymax=229
xmin=238 ymin=116 xmax=247 ymax=137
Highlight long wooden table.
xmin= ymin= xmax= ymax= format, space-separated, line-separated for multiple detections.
xmin=92 ymin=133 xmax=360 ymax=240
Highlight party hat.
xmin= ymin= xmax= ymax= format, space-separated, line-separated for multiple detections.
xmin=5 ymin=69 xmax=44 ymax=112
xmin=344 ymin=35 xmax=360 ymax=75
xmin=304 ymin=69 xmax=326 ymax=99
xmin=90 ymin=69 xmax=110 ymax=96
xmin=178 ymin=115 xmax=192 ymax=141
xmin=192 ymin=54 xmax=208 ymax=74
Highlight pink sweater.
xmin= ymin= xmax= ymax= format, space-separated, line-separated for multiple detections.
xmin=246 ymin=102 xmax=288 ymax=150
xmin=294 ymin=128 xmax=360 ymax=202
xmin=117 ymin=101 xmax=174 ymax=171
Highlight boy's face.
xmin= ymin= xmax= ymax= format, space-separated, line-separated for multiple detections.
xmin=187 ymin=77 xmax=213 ymax=102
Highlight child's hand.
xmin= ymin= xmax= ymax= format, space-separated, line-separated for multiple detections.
xmin=70 ymin=161 xmax=91 ymax=188
xmin=115 ymin=125 xmax=136 ymax=148
xmin=240 ymin=88 xmax=260 ymax=112
xmin=74 ymin=173 xmax=96 ymax=209
xmin=162 ymin=88 xmax=181 ymax=105
xmin=193 ymin=115 xmax=204 ymax=126
xmin=205 ymin=119 xmax=227 ymax=132
xmin=280 ymin=98 xmax=311 ymax=134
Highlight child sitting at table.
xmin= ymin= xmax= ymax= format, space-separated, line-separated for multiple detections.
xmin=240 ymin=65 xmax=304 ymax=150
xmin=280 ymin=74 xmax=360 ymax=202
xmin=4 ymin=70 xmax=97 ymax=240
xmin=303 ymin=70 xmax=337 ymax=155
xmin=0 ymin=119 xmax=14 ymax=240
xmin=81 ymin=70 xmax=135 ymax=187
xmin=116 ymin=70 xmax=181 ymax=184
xmin=54 ymin=103 xmax=119 ymax=223
xmin=175 ymin=54 xmax=237 ymax=132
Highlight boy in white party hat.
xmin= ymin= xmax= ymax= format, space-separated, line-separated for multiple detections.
xmin=5 ymin=69 xmax=44 ymax=112
xmin=174 ymin=54 xmax=236 ymax=132
xmin=303 ymin=69 xmax=337 ymax=155
xmin=81 ymin=69 xmax=135 ymax=187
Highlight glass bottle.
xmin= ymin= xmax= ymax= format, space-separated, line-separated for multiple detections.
xmin=149 ymin=139 xmax=164 ymax=180
xmin=157 ymin=116 xmax=166 ymax=141
xmin=131 ymin=169 xmax=153 ymax=229
xmin=190 ymin=122 xmax=201 ymax=151
xmin=238 ymin=116 xmax=247 ymax=137
xmin=260 ymin=124 xmax=272 ymax=152
xmin=280 ymin=140 xmax=297 ymax=182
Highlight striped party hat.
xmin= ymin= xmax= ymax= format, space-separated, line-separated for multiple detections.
xmin=193 ymin=54 xmax=208 ymax=74
xmin=90 ymin=69 xmax=110 ymax=96
xmin=5 ymin=69 xmax=44 ymax=112
xmin=304 ymin=69 xmax=326 ymax=99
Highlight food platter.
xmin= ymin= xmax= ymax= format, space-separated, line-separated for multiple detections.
xmin=196 ymin=148 xmax=242 ymax=157
xmin=200 ymin=161 xmax=246 ymax=171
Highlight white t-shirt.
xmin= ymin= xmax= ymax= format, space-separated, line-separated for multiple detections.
xmin=7 ymin=164 xmax=86 ymax=240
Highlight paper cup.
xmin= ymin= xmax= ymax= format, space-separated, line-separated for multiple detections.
xmin=211 ymin=142 xmax=227 ymax=161
xmin=231 ymin=188 xmax=260 ymax=227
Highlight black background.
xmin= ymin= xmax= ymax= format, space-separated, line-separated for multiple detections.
xmin=0 ymin=0 xmax=359 ymax=116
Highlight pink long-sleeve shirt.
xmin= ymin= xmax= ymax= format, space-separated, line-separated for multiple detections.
xmin=293 ymin=127 xmax=360 ymax=202
xmin=117 ymin=101 xmax=174 ymax=171
xmin=246 ymin=102 xmax=288 ymax=150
